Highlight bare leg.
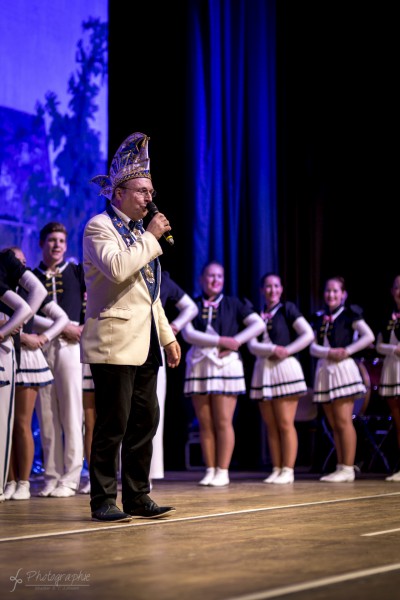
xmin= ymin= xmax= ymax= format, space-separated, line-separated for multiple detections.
xmin=192 ymin=394 xmax=216 ymax=468
xmin=7 ymin=447 xmax=17 ymax=482
xmin=259 ymin=401 xmax=281 ymax=468
xmin=211 ymin=394 xmax=237 ymax=469
xmin=331 ymin=398 xmax=357 ymax=466
xmin=323 ymin=403 xmax=342 ymax=464
xmin=13 ymin=387 xmax=37 ymax=480
xmin=272 ymin=396 xmax=299 ymax=468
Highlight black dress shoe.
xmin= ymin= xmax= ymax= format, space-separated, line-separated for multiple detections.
xmin=91 ymin=504 xmax=133 ymax=522
xmin=126 ymin=500 xmax=176 ymax=519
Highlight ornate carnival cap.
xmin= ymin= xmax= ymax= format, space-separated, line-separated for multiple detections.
xmin=91 ymin=132 xmax=151 ymax=198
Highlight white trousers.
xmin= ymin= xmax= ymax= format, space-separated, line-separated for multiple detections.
xmin=0 ymin=340 xmax=15 ymax=495
xmin=149 ymin=353 xmax=166 ymax=479
xmin=36 ymin=338 xmax=83 ymax=489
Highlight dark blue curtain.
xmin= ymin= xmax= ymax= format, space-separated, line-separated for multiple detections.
xmin=186 ymin=0 xmax=278 ymax=305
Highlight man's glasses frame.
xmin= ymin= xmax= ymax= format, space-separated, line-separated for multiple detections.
xmin=118 ymin=186 xmax=157 ymax=199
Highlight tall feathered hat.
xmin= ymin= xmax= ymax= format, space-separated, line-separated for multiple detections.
xmin=91 ymin=132 xmax=151 ymax=199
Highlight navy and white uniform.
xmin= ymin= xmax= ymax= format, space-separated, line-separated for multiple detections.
xmin=0 ymin=250 xmax=47 ymax=497
xmin=248 ymin=302 xmax=314 ymax=401
xmin=33 ymin=260 xmax=85 ymax=491
xmin=82 ymin=363 xmax=94 ymax=392
xmin=14 ymin=288 xmax=68 ymax=388
xmin=182 ymin=295 xmax=264 ymax=396
xmin=376 ymin=311 xmax=400 ymax=398
xmin=0 ymin=252 xmax=28 ymax=496
xmin=310 ymin=305 xmax=375 ymax=403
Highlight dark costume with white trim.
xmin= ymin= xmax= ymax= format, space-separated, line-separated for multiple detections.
xmin=310 ymin=305 xmax=373 ymax=403
xmin=183 ymin=295 xmax=258 ymax=396
xmin=249 ymin=302 xmax=313 ymax=400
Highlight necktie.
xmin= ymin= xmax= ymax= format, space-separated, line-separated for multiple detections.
xmin=392 ymin=312 xmax=400 ymax=321
xmin=129 ymin=220 xmax=145 ymax=234
xmin=203 ymin=300 xmax=219 ymax=309
xmin=261 ymin=312 xmax=273 ymax=321
xmin=323 ymin=314 xmax=333 ymax=324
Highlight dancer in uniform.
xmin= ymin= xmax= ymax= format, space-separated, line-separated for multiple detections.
xmin=248 ymin=272 xmax=314 ymax=484
xmin=0 ymin=248 xmax=47 ymax=501
xmin=182 ymin=261 xmax=264 ymax=487
xmin=310 ymin=276 xmax=375 ymax=482
xmin=34 ymin=222 xmax=86 ymax=498
xmin=3 ymin=247 xmax=69 ymax=500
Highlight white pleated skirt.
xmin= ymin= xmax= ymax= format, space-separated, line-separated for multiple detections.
xmin=313 ymin=357 xmax=366 ymax=403
xmin=15 ymin=348 xmax=54 ymax=387
xmin=82 ymin=363 xmax=95 ymax=391
xmin=378 ymin=354 xmax=400 ymax=397
xmin=250 ymin=356 xmax=308 ymax=401
xmin=184 ymin=346 xmax=246 ymax=396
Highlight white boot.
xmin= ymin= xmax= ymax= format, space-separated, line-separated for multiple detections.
xmin=320 ymin=464 xmax=343 ymax=482
xmin=198 ymin=468 xmax=216 ymax=486
xmin=12 ymin=480 xmax=31 ymax=500
xmin=4 ymin=480 xmax=17 ymax=500
xmin=385 ymin=469 xmax=400 ymax=482
xmin=273 ymin=467 xmax=294 ymax=485
xmin=321 ymin=465 xmax=355 ymax=482
xmin=209 ymin=467 xmax=230 ymax=487
xmin=50 ymin=483 xmax=76 ymax=498
xmin=263 ymin=467 xmax=281 ymax=484
xmin=38 ymin=481 xmax=58 ymax=497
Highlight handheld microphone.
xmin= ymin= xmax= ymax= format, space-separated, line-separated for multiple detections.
xmin=147 ymin=201 xmax=174 ymax=246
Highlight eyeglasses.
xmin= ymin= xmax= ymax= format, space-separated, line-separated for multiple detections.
xmin=119 ymin=186 xmax=157 ymax=198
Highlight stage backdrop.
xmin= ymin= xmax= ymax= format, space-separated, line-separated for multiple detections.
xmin=0 ymin=0 xmax=108 ymax=267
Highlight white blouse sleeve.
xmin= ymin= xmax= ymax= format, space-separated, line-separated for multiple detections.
xmin=181 ymin=321 xmax=220 ymax=347
xmin=247 ymin=334 xmax=276 ymax=358
xmin=0 ymin=290 xmax=32 ymax=338
xmin=18 ymin=271 xmax=47 ymax=314
xmin=310 ymin=340 xmax=330 ymax=359
xmin=285 ymin=316 xmax=315 ymax=356
xmin=169 ymin=294 xmax=199 ymax=333
xmin=346 ymin=319 xmax=375 ymax=355
xmin=235 ymin=312 xmax=265 ymax=346
xmin=376 ymin=331 xmax=399 ymax=356
xmin=36 ymin=301 xmax=70 ymax=342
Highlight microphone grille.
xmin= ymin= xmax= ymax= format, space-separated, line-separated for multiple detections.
xmin=147 ymin=201 xmax=159 ymax=215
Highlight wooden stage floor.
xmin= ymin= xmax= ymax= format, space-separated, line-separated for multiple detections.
xmin=1 ymin=471 xmax=400 ymax=600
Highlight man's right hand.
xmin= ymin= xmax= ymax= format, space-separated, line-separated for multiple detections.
xmin=164 ymin=340 xmax=181 ymax=368
xmin=146 ymin=212 xmax=171 ymax=241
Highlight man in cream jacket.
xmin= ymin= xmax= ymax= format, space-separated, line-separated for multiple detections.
xmin=81 ymin=132 xmax=181 ymax=523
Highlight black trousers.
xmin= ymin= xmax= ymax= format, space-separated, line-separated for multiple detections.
xmin=89 ymin=351 xmax=160 ymax=512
